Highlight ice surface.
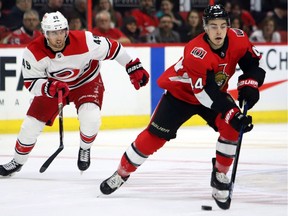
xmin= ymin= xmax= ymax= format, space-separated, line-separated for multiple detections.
xmin=0 ymin=123 xmax=287 ymax=216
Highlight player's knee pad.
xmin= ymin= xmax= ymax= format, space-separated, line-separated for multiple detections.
xmin=18 ymin=116 xmax=45 ymax=144
xmin=134 ymin=129 xmax=166 ymax=155
xmin=78 ymin=103 xmax=101 ymax=136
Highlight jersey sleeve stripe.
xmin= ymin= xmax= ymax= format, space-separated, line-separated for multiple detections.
xmin=104 ymin=38 xmax=111 ymax=59
xmin=24 ymin=77 xmax=46 ymax=91
xmin=110 ymin=44 xmax=121 ymax=60
xmin=104 ymin=38 xmax=121 ymax=60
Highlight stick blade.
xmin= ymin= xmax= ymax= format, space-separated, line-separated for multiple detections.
xmin=39 ymin=146 xmax=64 ymax=173
xmin=39 ymin=166 xmax=47 ymax=173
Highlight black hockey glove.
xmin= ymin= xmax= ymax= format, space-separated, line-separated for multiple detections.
xmin=237 ymin=76 xmax=259 ymax=110
xmin=224 ymin=108 xmax=253 ymax=133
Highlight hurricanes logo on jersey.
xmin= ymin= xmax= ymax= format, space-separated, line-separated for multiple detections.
xmin=215 ymin=64 xmax=229 ymax=89
xmin=191 ymin=47 xmax=207 ymax=59
xmin=49 ymin=68 xmax=81 ymax=82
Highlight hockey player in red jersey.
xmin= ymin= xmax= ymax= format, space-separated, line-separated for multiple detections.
xmin=100 ymin=4 xmax=265 ymax=210
xmin=0 ymin=11 xmax=149 ymax=176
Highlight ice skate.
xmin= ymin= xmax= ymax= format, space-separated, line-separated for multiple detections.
xmin=77 ymin=147 xmax=90 ymax=171
xmin=100 ymin=171 xmax=129 ymax=195
xmin=211 ymin=158 xmax=231 ymax=210
xmin=0 ymin=159 xmax=23 ymax=177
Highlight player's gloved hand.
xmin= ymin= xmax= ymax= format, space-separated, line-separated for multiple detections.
xmin=224 ymin=108 xmax=253 ymax=133
xmin=42 ymin=80 xmax=69 ymax=98
xmin=126 ymin=58 xmax=150 ymax=90
xmin=237 ymin=76 xmax=259 ymax=110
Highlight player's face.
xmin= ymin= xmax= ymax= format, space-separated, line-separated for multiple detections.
xmin=46 ymin=29 xmax=67 ymax=51
xmin=205 ymin=19 xmax=228 ymax=49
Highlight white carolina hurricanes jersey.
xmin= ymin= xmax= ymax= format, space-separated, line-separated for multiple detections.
xmin=21 ymin=30 xmax=131 ymax=96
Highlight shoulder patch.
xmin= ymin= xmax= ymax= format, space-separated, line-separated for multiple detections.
xmin=231 ymin=28 xmax=245 ymax=37
xmin=191 ymin=47 xmax=207 ymax=59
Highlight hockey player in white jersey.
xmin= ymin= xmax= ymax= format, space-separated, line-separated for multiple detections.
xmin=0 ymin=11 xmax=149 ymax=176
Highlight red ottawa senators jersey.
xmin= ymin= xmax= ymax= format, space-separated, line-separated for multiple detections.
xmin=157 ymin=28 xmax=262 ymax=105
xmin=22 ymin=30 xmax=128 ymax=96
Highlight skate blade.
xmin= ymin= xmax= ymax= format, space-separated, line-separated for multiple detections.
xmin=212 ymin=188 xmax=231 ymax=210
xmin=212 ymin=195 xmax=231 ymax=210
xmin=0 ymin=172 xmax=18 ymax=178
xmin=0 ymin=175 xmax=13 ymax=178
xmin=96 ymin=193 xmax=103 ymax=198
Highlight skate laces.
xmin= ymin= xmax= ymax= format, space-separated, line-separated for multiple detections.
xmin=79 ymin=148 xmax=90 ymax=162
xmin=216 ymin=172 xmax=230 ymax=184
xmin=3 ymin=159 xmax=20 ymax=170
xmin=107 ymin=172 xmax=124 ymax=189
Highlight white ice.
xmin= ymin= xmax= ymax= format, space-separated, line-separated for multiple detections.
xmin=0 ymin=123 xmax=287 ymax=216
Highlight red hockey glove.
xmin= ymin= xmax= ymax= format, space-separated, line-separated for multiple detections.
xmin=224 ymin=107 xmax=253 ymax=133
xmin=237 ymin=76 xmax=259 ymax=110
xmin=42 ymin=80 xmax=69 ymax=98
xmin=126 ymin=58 xmax=149 ymax=90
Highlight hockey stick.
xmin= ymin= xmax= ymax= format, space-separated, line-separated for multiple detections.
xmin=39 ymin=90 xmax=64 ymax=173
xmin=225 ymin=102 xmax=249 ymax=208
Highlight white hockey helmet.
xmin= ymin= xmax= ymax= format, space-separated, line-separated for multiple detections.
xmin=41 ymin=11 xmax=69 ymax=37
